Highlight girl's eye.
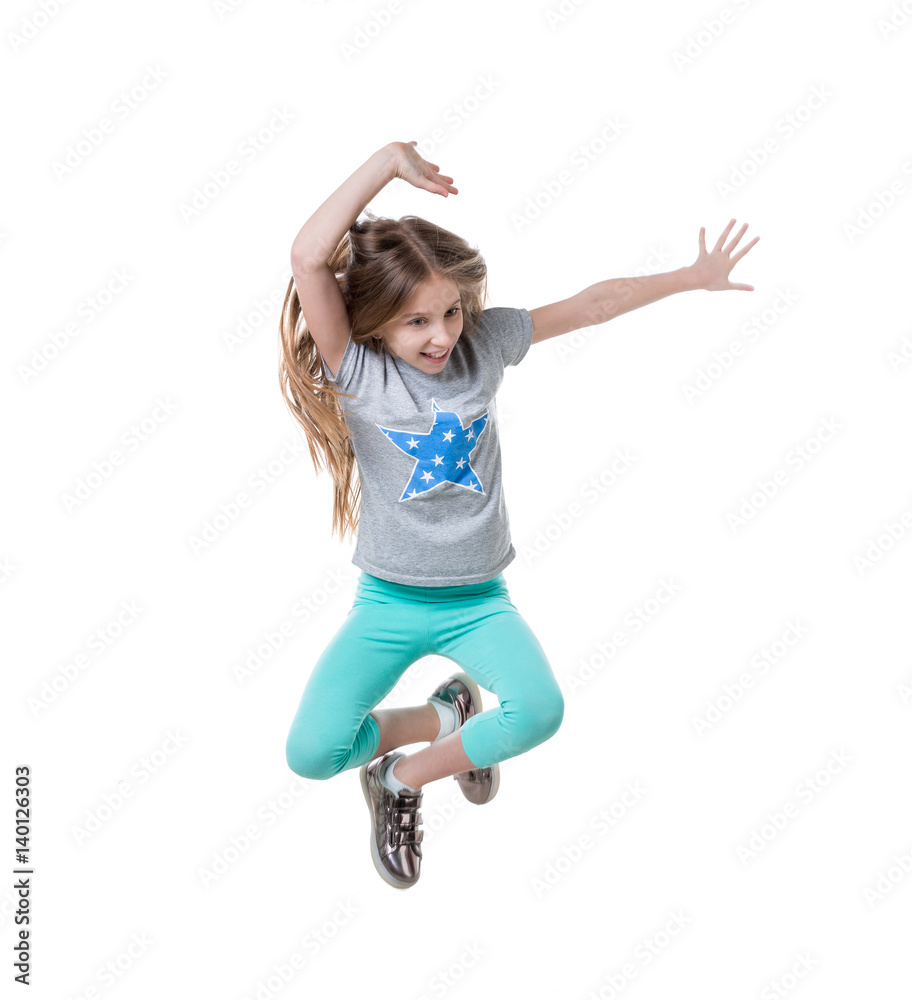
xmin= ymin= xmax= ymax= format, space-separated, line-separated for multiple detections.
xmin=409 ymin=307 xmax=460 ymax=326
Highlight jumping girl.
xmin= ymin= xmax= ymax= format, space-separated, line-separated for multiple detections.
xmin=279 ymin=140 xmax=758 ymax=889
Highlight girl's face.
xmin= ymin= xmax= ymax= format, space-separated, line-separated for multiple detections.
xmin=378 ymin=273 xmax=463 ymax=374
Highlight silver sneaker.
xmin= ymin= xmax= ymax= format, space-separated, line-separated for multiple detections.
xmin=428 ymin=672 xmax=500 ymax=805
xmin=360 ymin=751 xmax=423 ymax=889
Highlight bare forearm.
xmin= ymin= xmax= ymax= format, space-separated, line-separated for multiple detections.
xmin=581 ymin=267 xmax=700 ymax=326
xmin=290 ymin=145 xmax=396 ymax=269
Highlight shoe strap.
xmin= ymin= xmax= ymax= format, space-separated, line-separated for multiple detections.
xmin=388 ymin=799 xmax=423 ymax=847
xmin=390 ymin=827 xmax=424 ymax=846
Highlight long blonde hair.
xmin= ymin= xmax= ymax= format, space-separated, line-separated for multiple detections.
xmin=278 ymin=213 xmax=489 ymax=542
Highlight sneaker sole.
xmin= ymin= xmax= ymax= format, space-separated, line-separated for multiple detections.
xmin=451 ymin=672 xmax=501 ymax=804
xmin=359 ymin=763 xmax=419 ymax=891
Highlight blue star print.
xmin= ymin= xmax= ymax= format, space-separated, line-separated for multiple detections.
xmin=378 ymin=398 xmax=489 ymax=501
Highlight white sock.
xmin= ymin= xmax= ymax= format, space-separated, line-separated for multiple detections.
xmin=379 ymin=754 xmax=419 ymax=795
xmin=428 ymin=697 xmax=459 ymax=742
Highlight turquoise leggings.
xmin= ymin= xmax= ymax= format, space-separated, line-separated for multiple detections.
xmin=285 ymin=571 xmax=564 ymax=778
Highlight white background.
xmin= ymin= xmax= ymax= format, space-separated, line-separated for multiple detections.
xmin=3 ymin=0 xmax=912 ymax=997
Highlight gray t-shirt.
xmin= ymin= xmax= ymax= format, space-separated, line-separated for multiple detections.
xmin=322 ymin=307 xmax=534 ymax=586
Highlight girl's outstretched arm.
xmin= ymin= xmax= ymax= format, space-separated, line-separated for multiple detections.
xmin=528 ymin=219 xmax=759 ymax=346
xmin=290 ymin=141 xmax=457 ymax=269
xmin=289 ymin=141 xmax=457 ymax=375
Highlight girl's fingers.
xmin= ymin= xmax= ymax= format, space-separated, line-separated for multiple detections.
xmin=723 ymin=223 xmax=749 ymax=255
xmin=729 ymin=236 xmax=760 ymax=265
xmin=714 ymin=219 xmax=737 ymax=252
xmin=428 ymin=170 xmax=456 ymax=189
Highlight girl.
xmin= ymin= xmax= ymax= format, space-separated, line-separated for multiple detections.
xmin=279 ymin=140 xmax=758 ymax=890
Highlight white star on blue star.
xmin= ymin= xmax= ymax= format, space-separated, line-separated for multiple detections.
xmin=377 ymin=398 xmax=490 ymax=501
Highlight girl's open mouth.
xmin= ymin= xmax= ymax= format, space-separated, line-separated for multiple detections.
xmin=421 ymin=348 xmax=449 ymax=364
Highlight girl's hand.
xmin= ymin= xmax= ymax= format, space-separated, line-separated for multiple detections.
xmin=387 ymin=140 xmax=458 ymax=197
xmin=688 ymin=219 xmax=759 ymax=291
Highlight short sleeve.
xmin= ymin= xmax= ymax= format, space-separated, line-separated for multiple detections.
xmin=485 ymin=307 xmax=534 ymax=368
xmin=321 ymin=329 xmax=355 ymax=385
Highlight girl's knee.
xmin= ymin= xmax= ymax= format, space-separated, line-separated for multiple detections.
xmin=285 ymin=731 xmax=340 ymax=781
xmin=532 ymin=684 xmax=564 ymax=742
xmin=502 ymin=684 xmax=564 ymax=754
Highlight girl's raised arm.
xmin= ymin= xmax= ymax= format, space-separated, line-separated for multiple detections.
xmin=289 ymin=142 xmax=457 ymax=376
